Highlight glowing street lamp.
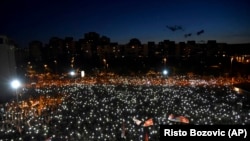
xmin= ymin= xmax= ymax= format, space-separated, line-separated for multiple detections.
xmin=163 ymin=69 xmax=168 ymax=76
xmin=81 ymin=70 xmax=85 ymax=78
xmin=163 ymin=57 xmax=167 ymax=67
xmin=11 ymin=79 xmax=21 ymax=103
xmin=69 ymin=70 xmax=77 ymax=87
xmin=230 ymin=57 xmax=233 ymax=74
xmin=103 ymin=58 xmax=108 ymax=68
xmin=70 ymin=71 xmax=75 ymax=76
xmin=11 ymin=79 xmax=21 ymax=89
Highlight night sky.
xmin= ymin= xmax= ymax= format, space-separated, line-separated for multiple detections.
xmin=1 ymin=0 xmax=250 ymax=47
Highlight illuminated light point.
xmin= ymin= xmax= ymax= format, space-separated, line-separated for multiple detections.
xmin=11 ymin=79 xmax=21 ymax=89
xmin=163 ymin=70 xmax=168 ymax=75
xmin=81 ymin=70 xmax=85 ymax=78
xmin=70 ymin=71 xmax=75 ymax=76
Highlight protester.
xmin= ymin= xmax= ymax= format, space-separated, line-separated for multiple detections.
xmin=0 ymin=75 xmax=249 ymax=140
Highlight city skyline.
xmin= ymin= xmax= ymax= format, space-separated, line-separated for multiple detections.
xmin=1 ymin=0 xmax=250 ymax=47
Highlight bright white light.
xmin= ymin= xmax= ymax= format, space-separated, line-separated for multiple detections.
xmin=70 ymin=71 xmax=75 ymax=76
xmin=234 ymin=87 xmax=240 ymax=92
xmin=11 ymin=79 xmax=21 ymax=89
xmin=81 ymin=71 xmax=85 ymax=78
xmin=163 ymin=70 xmax=168 ymax=75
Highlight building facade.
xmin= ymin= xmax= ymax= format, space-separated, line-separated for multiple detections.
xmin=0 ymin=35 xmax=17 ymax=103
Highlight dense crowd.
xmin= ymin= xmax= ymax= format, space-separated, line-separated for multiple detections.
xmin=0 ymin=75 xmax=250 ymax=141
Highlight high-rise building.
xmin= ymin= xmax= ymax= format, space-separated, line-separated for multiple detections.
xmin=0 ymin=35 xmax=17 ymax=103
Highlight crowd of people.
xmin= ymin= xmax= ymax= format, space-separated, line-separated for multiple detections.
xmin=0 ymin=75 xmax=249 ymax=140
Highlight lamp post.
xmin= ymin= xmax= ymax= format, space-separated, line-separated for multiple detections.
xmin=10 ymin=79 xmax=21 ymax=129
xmin=54 ymin=60 xmax=58 ymax=74
xmin=11 ymin=79 xmax=21 ymax=103
xmin=163 ymin=57 xmax=167 ymax=68
xmin=70 ymin=70 xmax=76 ymax=88
xmin=70 ymin=70 xmax=75 ymax=77
xmin=230 ymin=57 xmax=233 ymax=75
xmin=103 ymin=58 xmax=108 ymax=75
xmin=103 ymin=59 xmax=106 ymax=68
xmin=163 ymin=69 xmax=168 ymax=78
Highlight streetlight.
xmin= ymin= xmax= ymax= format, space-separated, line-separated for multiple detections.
xmin=11 ymin=79 xmax=21 ymax=103
xmin=230 ymin=57 xmax=233 ymax=75
xmin=103 ymin=59 xmax=107 ymax=69
xmin=163 ymin=69 xmax=168 ymax=77
xmin=81 ymin=70 xmax=85 ymax=78
xmin=10 ymin=79 xmax=22 ymax=127
xmin=70 ymin=71 xmax=75 ymax=76
xmin=163 ymin=57 xmax=167 ymax=67
xmin=70 ymin=70 xmax=76 ymax=88
xmin=54 ymin=60 xmax=58 ymax=74
xmin=103 ymin=58 xmax=108 ymax=74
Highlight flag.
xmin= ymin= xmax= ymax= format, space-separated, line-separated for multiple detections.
xmin=133 ymin=116 xmax=142 ymax=125
xmin=168 ymin=114 xmax=179 ymax=122
xmin=143 ymin=118 xmax=153 ymax=127
xmin=132 ymin=117 xmax=153 ymax=141
xmin=168 ymin=114 xmax=175 ymax=120
xmin=167 ymin=114 xmax=189 ymax=124
xmin=179 ymin=116 xmax=189 ymax=124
